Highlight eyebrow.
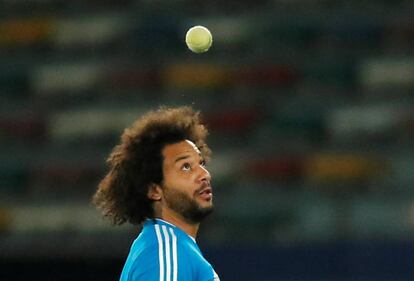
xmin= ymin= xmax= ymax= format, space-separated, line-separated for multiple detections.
xmin=174 ymin=155 xmax=191 ymax=163
xmin=174 ymin=153 xmax=203 ymax=163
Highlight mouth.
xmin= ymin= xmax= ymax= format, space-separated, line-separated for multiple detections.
xmin=198 ymin=186 xmax=213 ymax=201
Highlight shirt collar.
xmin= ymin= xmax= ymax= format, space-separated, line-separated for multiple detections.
xmin=150 ymin=218 xmax=196 ymax=242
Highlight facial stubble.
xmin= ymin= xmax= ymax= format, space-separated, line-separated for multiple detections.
xmin=162 ymin=185 xmax=213 ymax=224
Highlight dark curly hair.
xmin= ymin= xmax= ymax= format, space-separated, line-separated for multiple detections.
xmin=92 ymin=106 xmax=211 ymax=225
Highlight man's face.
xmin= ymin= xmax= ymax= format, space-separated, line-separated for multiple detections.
xmin=160 ymin=140 xmax=213 ymax=224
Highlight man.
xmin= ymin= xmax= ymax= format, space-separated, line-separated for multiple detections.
xmin=93 ymin=106 xmax=220 ymax=281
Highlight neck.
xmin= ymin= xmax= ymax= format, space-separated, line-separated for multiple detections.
xmin=155 ymin=209 xmax=200 ymax=239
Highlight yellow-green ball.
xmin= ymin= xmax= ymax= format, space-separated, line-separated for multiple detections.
xmin=185 ymin=25 xmax=212 ymax=53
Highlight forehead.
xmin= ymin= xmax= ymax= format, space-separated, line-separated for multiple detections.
xmin=162 ymin=140 xmax=201 ymax=161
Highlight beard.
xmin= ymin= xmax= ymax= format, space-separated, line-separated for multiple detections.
xmin=162 ymin=185 xmax=213 ymax=224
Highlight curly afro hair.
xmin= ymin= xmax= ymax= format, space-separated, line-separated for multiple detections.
xmin=92 ymin=106 xmax=211 ymax=225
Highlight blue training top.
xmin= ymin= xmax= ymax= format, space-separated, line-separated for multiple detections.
xmin=120 ymin=218 xmax=220 ymax=281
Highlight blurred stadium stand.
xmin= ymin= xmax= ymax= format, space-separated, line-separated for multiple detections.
xmin=1 ymin=0 xmax=414 ymax=280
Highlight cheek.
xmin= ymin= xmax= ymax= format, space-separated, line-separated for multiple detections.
xmin=163 ymin=166 xmax=179 ymax=181
xmin=173 ymin=176 xmax=199 ymax=195
xmin=176 ymin=174 xmax=197 ymax=187
xmin=164 ymin=170 xmax=192 ymax=186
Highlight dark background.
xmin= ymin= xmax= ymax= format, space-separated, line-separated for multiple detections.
xmin=1 ymin=1 xmax=414 ymax=280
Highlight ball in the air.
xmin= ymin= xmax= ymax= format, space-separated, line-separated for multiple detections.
xmin=185 ymin=25 xmax=212 ymax=53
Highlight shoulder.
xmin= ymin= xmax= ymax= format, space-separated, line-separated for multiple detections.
xmin=146 ymin=223 xmax=216 ymax=281
xmin=173 ymin=236 xmax=218 ymax=281
xmin=120 ymin=224 xmax=161 ymax=281
xmin=121 ymin=221 xmax=219 ymax=281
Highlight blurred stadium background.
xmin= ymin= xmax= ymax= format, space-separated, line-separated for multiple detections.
xmin=1 ymin=0 xmax=414 ymax=280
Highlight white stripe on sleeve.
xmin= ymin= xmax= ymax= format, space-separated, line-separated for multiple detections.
xmin=154 ymin=224 xmax=165 ymax=281
xmin=169 ymin=228 xmax=178 ymax=281
xmin=161 ymin=225 xmax=171 ymax=281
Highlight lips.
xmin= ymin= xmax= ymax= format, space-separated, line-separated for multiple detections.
xmin=198 ymin=185 xmax=213 ymax=201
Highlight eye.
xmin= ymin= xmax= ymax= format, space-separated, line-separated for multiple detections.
xmin=181 ymin=163 xmax=191 ymax=171
xmin=200 ymin=160 xmax=206 ymax=167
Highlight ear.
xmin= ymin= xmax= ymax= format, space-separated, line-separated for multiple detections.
xmin=147 ymin=183 xmax=162 ymax=201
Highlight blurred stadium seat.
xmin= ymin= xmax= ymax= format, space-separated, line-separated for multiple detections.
xmin=1 ymin=1 xmax=414 ymax=280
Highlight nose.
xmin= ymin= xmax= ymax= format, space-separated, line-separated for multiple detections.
xmin=198 ymin=165 xmax=211 ymax=183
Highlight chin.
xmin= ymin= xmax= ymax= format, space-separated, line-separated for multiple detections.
xmin=199 ymin=201 xmax=213 ymax=210
xmin=189 ymin=205 xmax=213 ymax=223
